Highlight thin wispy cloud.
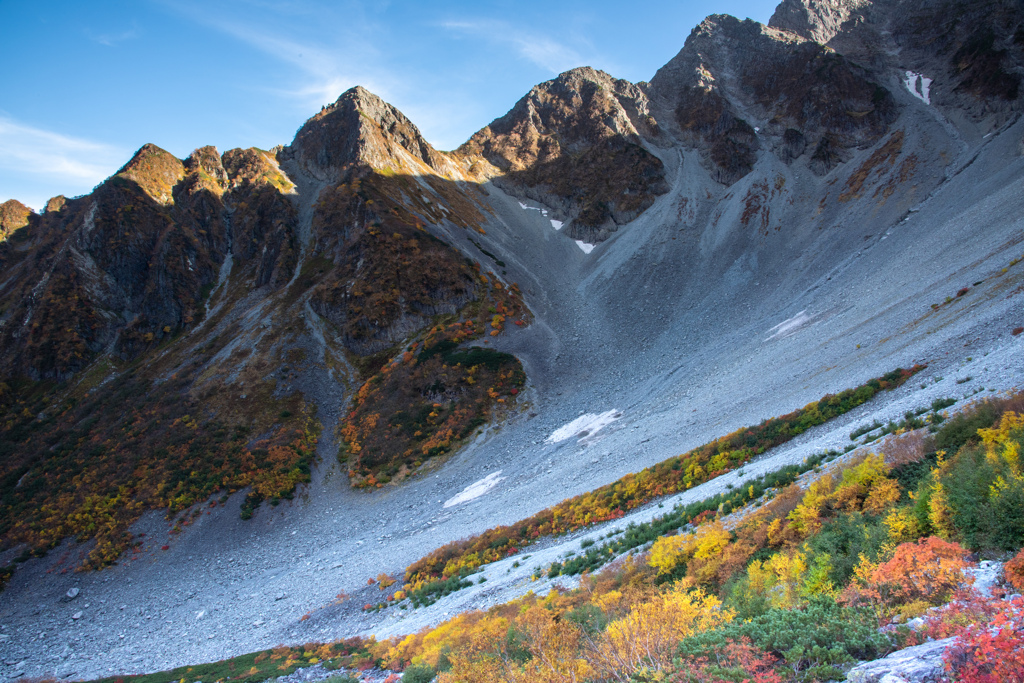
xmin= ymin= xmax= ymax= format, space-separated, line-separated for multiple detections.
xmin=0 ymin=117 xmax=126 ymax=183
xmin=160 ymin=0 xmax=392 ymax=110
xmin=85 ymin=24 xmax=141 ymax=47
xmin=440 ymin=20 xmax=586 ymax=74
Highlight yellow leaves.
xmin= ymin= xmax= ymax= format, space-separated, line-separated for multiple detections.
xmin=746 ymin=550 xmax=808 ymax=609
xmin=692 ymin=521 xmax=731 ymax=560
xmin=647 ymin=522 xmax=730 ymax=577
xmin=884 ymin=506 xmax=920 ymax=545
xmin=649 ymin=534 xmax=687 ymax=576
xmin=979 ymin=410 xmax=1024 ymax=469
xmin=594 ymin=586 xmax=732 ymax=677
xmin=928 ymin=482 xmax=956 ymax=540
xmin=863 ymin=477 xmax=901 ymax=514
xmin=788 ymin=475 xmax=833 ymax=535
xmin=841 ymin=452 xmax=890 ymax=489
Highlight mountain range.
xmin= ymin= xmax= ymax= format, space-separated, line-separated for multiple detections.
xmin=0 ymin=0 xmax=1022 ymax=678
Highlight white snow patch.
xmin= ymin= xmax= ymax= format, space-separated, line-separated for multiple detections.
xmin=550 ymin=219 xmax=563 ymax=230
xmin=766 ymin=310 xmax=813 ymax=341
xmin=443 ymin=471 xmax=504 ymax=508
xmin=904 ymin=71 xmax=932 ymax=105
xmin=518 ymin=201 xmax=542 ymax=212
xmin=546 ymin=409 xmax=621 ymax=444
xmin=575 ymin=240 xmax=595 ymax=254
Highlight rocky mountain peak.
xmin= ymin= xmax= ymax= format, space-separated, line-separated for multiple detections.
xmin=115 ymin=143 xmax=186 ymax=205
xmin=458 ymin=66 xmax=666 ymax=241
xmin=43 ymin=195 xmax=66 ymax=213
xmin=289 ymin=85 xmax=458 ymax=181
xmin=768 ymin=0 xmax=873 ymax=44
xmin=184 ymin=145 xmax=229 ymax=190
xmin=465 ymin=66 xmax=652 ymax=168
xmin=649 ymin=9 xmax=895 ymax=181
xmin=0 ymin=199 xmax=33 ymax=239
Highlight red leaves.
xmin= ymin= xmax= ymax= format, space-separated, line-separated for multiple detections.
xmin=943 ymin=595 xmax=1024 ymax=682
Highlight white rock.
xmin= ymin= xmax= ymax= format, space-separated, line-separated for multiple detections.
xmin=846 ymin=637 xmax=955 ymax=682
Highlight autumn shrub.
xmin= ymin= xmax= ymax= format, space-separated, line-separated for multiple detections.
xmin=943 ymin=595 xmax=1024 ymax=683
xmin=843 ymin=536 xmax=972 ymax=609
xmin=880 ymin=429 xmax=930 ymax=467
xmin=1006 ymin=548 xmax=1024 ymax=592
xmin=589 ymin=586 xmax=733 ymax=681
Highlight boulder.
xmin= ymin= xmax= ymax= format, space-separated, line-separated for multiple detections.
xmin=846 ymin=637 xmax=955 ymax=682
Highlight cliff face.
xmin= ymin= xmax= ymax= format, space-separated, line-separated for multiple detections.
xmin=458 ymin=67 xmax=669 ymax=242
xmin=771 ymin=0 xmax=1023 ymax=120
xmin=0 ymin=143 xmax=300 ymax=380
xmin=648 ymin=15 xmax=897 ymax=179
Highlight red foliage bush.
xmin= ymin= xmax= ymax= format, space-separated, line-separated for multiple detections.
xmin=944 ymin=595 xmax=1024 ymax=682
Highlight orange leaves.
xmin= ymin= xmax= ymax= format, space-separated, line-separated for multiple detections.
xmin=1004 ymin=547 xmax=1024 ymax=592
xmin=844 ymin=536 xmax=972 ymax=608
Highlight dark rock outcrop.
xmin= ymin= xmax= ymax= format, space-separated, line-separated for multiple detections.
xmin=459 ymin=67 xmax=668 ymax=242
xmin=650 ymin=14 xmax=897 ymax=179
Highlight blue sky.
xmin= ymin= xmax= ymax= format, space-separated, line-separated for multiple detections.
xmin=1 ymin=0 xmax=779 ymax=210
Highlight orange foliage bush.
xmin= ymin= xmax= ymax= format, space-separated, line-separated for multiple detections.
xmin=844 ymin=536 xmax=972 ymax=607
xmin=1006 ymin=548 xmax=1024 ymax=592
xmin=943 ymin=595 xmax=1024 ymax=683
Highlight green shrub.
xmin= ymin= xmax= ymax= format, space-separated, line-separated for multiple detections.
xmin=804 ymin=512 xmax=888 ymax=587
xmin=934 ymin=401 xmax=1000 ymax=454
xmin=401 ymin=662 xmax=436 ymax=683
xmin=677 ymin=597 xmax=893 ymax=681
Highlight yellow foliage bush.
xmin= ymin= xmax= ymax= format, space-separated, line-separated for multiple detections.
xmin=591 ymin=586 xmax=732 ymax=679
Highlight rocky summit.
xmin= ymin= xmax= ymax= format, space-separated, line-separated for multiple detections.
xmin=1 ymin=0 xmax=1023 ymax=680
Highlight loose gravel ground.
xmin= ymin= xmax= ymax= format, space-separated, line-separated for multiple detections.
xmin=1 ymin=94 xmax=1023 ymax=681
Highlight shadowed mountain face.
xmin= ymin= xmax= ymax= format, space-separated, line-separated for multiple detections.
xmin=0 ymin=0 xmax=1022 ymax=635
xmin=458 ymin=67 xmax=669 ymax=243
